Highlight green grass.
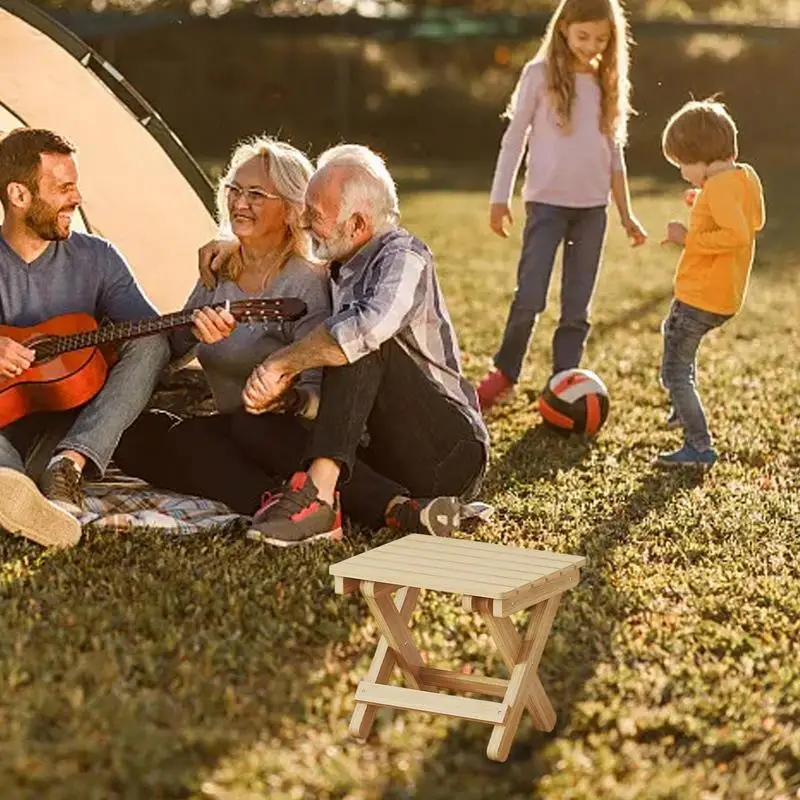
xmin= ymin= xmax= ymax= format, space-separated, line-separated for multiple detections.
xmin=2 ymin=166 xmax=799 ymax=799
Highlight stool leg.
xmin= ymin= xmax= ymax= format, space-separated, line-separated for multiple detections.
xmin=349 ymin=585 xmax=420 ymax=739
xmin=361 ymin=582 xmax=426 ymax=687
xmin=480 ymin=609 xmax=557 ymax=732
xmin=487 ymin=595 xmax=562 ymax=762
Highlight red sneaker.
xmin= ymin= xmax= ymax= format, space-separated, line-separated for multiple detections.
xmin=246 ymin=472 xmax=343 ymax=547
xmin=476 ymin=369 xmax=514 ymax=411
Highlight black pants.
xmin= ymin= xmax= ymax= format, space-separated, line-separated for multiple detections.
xmin=116 ymin=408 xmax=407 ymax=526
xmin=116 ymin=342 xmax=485 ymax=527
xmin=115 ymin=411 xmax=277 ymax=515
xmin=232 ymin=340 xmax=486 ymax=522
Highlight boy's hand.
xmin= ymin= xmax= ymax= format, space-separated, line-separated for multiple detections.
xmin=662 ymin=221 xmax=688 ymax=246
xmin=489 ymin=203 xmax=513 ymax=238
xmin=621 ymin=214 xmax=648 ymax=247
xmin=684 ymin=188 xmax=699 ymax=208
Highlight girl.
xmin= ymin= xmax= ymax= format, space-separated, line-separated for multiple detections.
xmin=477 ymin=0 xmax=647 ymax=411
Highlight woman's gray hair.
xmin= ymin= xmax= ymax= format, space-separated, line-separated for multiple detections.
xmin=216 ymin=136 xmax=314 ymax=266
xmin=317 ymin=144 xmax=400 ymax=233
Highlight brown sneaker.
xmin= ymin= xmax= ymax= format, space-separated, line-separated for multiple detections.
xmin=246 ymin=471 xmax=343 ymax=547
xmin=0 ymin=467 xmax=81 ymax=548
xmin=40 ymin=458 xmax=84 ymax=513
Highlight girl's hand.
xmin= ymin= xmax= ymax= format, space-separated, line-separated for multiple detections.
xmin=489 ymin=203 xmax=513 ymax=238
xmin=621 ymin=214 xmax=648 ymax=247
xmin=661 ymin=221 xmax=688 ymax=246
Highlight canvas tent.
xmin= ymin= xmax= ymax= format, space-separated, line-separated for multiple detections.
xmin=0 ymin=0 xmax=218 ymax=313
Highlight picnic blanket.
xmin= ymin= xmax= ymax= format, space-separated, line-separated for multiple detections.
xmin=76 ymin=468 xmax=495 ymax=536
xmin=77 ymin=468 xmax=246 ymax=534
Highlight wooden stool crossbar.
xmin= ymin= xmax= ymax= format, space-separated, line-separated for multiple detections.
xmin=330 ymin=534 xmax=585 ymax=762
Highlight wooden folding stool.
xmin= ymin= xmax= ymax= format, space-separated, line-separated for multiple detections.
xmin=330 ymin=534 xmax=585 ymax=762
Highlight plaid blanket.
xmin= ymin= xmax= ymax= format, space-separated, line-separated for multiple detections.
xmin=77 ymin=469 xmax=246 ymax=535
xmin=75 ymin=469 xmax=494 ymax=536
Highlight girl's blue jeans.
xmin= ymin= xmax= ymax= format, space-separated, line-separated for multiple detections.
xmin=494 ymin=201 xmax=607 ymax=382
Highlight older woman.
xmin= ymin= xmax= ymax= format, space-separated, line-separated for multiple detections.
xmin=114 ymin=137 xmax=331 ymax=512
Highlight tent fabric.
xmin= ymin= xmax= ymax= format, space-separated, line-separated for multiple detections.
xmin=0 ymin=0 xmax=218 ymax=313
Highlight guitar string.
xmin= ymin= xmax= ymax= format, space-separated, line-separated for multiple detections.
xmin=35 ymin=300 xmax=294 ymax=359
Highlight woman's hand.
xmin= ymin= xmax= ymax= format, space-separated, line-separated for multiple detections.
xmin=198 ymin=239 xmax=238 ymax=289
xmin=191 ymin=306 xmax=236 ymax=344
xmin=489 ymin=203 xmax=514 ymax=238
xmin=242 ymin=359 xmax=294 ymax=415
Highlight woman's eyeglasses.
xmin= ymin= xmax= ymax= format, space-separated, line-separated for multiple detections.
xmin=225 ymin=183 xmax=282 ymax=207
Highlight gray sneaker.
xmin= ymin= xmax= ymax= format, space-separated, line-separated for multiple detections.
xmin=0 ymin=467 xmax=81 ymax=548
xmin=40 ymin=458 xmax=84 ymax=513
xmin=386 ymin=496 xmax=462 ymax=537
xmin=246 ymin=472 xmax=343 ymax=547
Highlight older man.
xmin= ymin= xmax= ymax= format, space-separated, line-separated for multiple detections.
xmin=233 ymin=144 xmax=489 ymax=546
xmin=0 ymin=128 xmax=169 ymax=547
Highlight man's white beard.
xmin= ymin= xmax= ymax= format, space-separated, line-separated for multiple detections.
xmin=312 ymin=226 xmax=352 ymax=262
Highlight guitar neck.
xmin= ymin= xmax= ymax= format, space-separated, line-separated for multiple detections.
xmin=52 ymin=309 xmax=201 ymax=356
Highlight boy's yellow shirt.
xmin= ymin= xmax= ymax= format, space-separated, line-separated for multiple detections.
xmin=675 ymin=163 xmax=765 ymax=315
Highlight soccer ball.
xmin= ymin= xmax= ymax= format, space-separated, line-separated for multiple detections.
xmin=538 ymin=368 xmax=610 ymax=435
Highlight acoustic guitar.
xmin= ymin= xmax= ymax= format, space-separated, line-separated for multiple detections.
xmin=0 ymin=297 xmax=307 ymax=428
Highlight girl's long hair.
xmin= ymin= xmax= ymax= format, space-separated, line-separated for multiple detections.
xmin=507 ymin=0 xmax=632 ymax=144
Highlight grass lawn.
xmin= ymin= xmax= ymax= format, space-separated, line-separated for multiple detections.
xmin=1 ymin=165 xmax=798 ymax=800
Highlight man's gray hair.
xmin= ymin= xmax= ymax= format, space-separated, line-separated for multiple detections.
xmin=317 ymin=144 xmax=400 ymax=233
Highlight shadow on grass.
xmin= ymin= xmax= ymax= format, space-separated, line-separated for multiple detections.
xmin=591 ymin=289 xmax=673 ymax=339
xmin=0 ymin=526 xmax=378 ymax=799
xmin=484 ymin=422 xmax=594 ymax=487
xmin=378 ymin=452 xmax=706 ymax=798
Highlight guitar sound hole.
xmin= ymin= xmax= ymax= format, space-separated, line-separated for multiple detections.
xmin=27 ymin=335 xmax=59 ymax=365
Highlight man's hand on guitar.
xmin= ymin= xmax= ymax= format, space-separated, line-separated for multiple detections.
xmin=242 ymin=358 xmax=294 ymax=415
xmin=0 ymin=336 xmax=35 ymax=379
xmin=191 ymin=306 xmax=237 ymax=344
xmin=198 ymin=239 xmax=238 ymax=289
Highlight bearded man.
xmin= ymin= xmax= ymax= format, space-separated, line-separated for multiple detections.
xmin=226 ymin=144 xmax=489 ymax=546
xmin=0 ymin=128 xmax=169 ymax=547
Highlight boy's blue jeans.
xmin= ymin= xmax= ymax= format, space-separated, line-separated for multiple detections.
xmin=0 ymin=336 xmax=169 ymax=480
xmin=660 ymin=300 xmax=731 ymax=451
xmin=494 ymin=201 xmax=607 ymax=383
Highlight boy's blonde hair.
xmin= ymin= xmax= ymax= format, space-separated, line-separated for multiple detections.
xmin=662 ymin=99 xmax=738 ymax=165
xmin=508 ymin=0 xmax=632 ymax=144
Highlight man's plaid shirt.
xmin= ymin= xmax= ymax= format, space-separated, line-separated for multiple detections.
xmin=325 ymin=228 xmax=489 ymax=460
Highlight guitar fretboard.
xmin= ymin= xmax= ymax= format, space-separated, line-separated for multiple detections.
xmin=28 ymin=297 xmax=304 ymax=364
xmin=38 ymin=310 xmax=203 ymax=359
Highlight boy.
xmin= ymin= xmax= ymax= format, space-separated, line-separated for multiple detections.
xmin=658 ymin=99 xmax=765 ymax=466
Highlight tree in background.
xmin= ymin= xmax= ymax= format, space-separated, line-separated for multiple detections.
xmin=34 ymin=0 xmax=800 ymax=24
